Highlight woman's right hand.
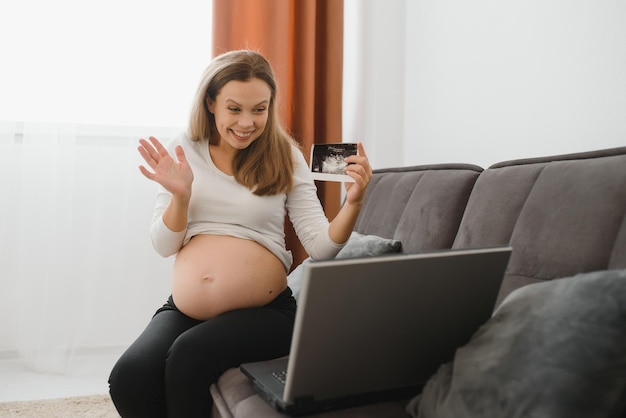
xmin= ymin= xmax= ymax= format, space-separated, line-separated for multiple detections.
xmin=138 ymin=136 xmax=194 ymax=200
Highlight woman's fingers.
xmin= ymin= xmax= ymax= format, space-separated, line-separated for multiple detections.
xmin=137 ymin=138 xmax=194 ymax=197
xmin=357 ymin=142 xmax=368 ymax=160
xmin=138 ymin=138 xmax=159 ymax=166
xmin=148 ymin=136 xmax=169 ymax=157
xmin=174 ymin=144 xmax=187 ymax=165
xmin=343 ymin=142 xmax=372 ymax=203
xmin=137 ymin=137 xmax=171 ymax=178
xmin=138 ymin=164 xmax=156 ymax=181
xmin=138 ymin=136 xmax=169 ymax=164
xmin=344 ymin=142 xmax=372 ymax=181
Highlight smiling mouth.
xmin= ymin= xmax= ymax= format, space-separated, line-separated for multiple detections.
xmin=231 ymin=129 xmax=253 ymax=140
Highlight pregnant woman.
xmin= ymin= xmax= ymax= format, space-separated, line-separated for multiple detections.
xmin=108 ymin=50 xmax=372 ymax=417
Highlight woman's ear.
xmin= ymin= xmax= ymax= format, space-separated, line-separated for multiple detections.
xmin=206 ymin=98 xmax=214 ymax=114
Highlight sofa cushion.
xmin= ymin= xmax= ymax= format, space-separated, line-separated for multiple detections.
xmin=354 ymin=164 xmax=482 ymax=253
xmin=335 ymin=231 xmax=402 ymax=259
xmin=453 ymin=146 xmax=626 ymax=305
xmin=405 ymin=269 xmax=626 ymax=418
xmin=287 ymin=232 xmax=402 ymax=302
xmin=211 ymin=366 xmax=410 ymax=417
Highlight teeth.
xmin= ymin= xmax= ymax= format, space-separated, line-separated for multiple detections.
xmin=233 ymin=130 xmax=252 ymax=138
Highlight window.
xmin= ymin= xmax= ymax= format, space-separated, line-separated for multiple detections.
xmin=0 ymin=0 xmax=213 ymax=128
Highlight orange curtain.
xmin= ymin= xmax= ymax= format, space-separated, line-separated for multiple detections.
xmin=212 ymin=0 xmax=344 ymax=269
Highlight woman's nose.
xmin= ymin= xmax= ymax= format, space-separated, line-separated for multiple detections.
xmin=238 ymin=113 xmax=254 ymax=128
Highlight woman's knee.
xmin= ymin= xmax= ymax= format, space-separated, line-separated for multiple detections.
xmin=163 ymin=333 xmax=221 ymax=417
xmin=166 ymin=330 xmax=223 ymax=384
xmin=109 ymin=347 xmax=167 ymax=418
xmin=109 ymin=350 xmax=152 ymax=392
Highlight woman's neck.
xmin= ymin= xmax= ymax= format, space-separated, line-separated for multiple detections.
xmin=209 ymin=141 xmax=237 ymax=176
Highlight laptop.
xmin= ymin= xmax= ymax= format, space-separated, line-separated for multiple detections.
xmin=240 ymin=246 xmax=512 ymax=416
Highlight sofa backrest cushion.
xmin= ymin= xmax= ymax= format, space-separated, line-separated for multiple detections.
xmin=354 ymin=164 xmax=483 ymax=253
xmin=453 ymin=147 xmax=626 ymax=305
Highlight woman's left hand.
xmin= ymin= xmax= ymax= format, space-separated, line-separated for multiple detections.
xmin=343 ymin=142 xmax=372 ymax=206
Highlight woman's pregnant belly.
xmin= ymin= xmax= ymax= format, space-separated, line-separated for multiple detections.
xmin=171 ymin=234 xmax=287 ymax=320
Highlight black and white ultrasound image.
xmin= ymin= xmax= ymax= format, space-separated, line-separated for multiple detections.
xmin=311 ymin=143 xmax=358 ymax=175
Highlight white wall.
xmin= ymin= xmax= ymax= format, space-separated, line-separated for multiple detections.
xmin=345 ymin=0 xmax=626 ymax=170
xmin=343 ymin=0 xmax=407 ymax=169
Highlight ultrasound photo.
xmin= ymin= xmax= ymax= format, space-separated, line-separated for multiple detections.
xmin=309 ymin=143 xmax=358 ymax=182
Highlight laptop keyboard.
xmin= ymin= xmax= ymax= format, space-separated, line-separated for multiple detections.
xmin=272 ymin=370 xmax=287 ymax=385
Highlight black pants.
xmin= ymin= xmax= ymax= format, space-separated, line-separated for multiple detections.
xmin=108 ymin=288 xmax=296 ymax=418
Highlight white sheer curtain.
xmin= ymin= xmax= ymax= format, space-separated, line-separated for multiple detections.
xmin=0 ymin=122 xmax=176 ymax=374
xmin=343 ymin=0 xmax=626 ymax=170
xmin=0 ymin=0 xmax=212 ymax=378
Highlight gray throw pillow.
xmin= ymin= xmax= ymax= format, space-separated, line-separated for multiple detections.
xmin=406 ymin=269 xmax=626 ymax=418
xmin=287 ymin=232 xmax=402 ymax=302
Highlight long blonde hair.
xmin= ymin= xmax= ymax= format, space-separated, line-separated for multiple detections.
xmin=188 ymin=50 xmax=297 ymax=196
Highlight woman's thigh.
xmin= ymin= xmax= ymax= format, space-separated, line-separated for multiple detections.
xmin=165 ymin=294 xmax=296 ymax=416
xmin=109 ymin=289 xmax=296 ymax=417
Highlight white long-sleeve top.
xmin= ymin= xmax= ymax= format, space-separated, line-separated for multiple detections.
xmin=149 ymin=133 xmax=344 ymax=272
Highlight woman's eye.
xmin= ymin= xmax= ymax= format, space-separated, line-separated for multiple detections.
xmin=254 ymin=107 xmax=266 ymax=113
xmin=228 ymin=107 xmax=240 ymax=112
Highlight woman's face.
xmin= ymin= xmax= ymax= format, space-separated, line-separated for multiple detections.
xmin=208 ymin=78 xmax=272 ymax=152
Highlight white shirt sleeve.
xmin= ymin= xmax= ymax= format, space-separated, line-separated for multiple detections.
xmin=149 ymin=193 xmax=186 ymax=257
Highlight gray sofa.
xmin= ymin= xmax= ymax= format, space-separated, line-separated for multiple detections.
xmin=211 ymin=146 xmax=626 ymax=418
